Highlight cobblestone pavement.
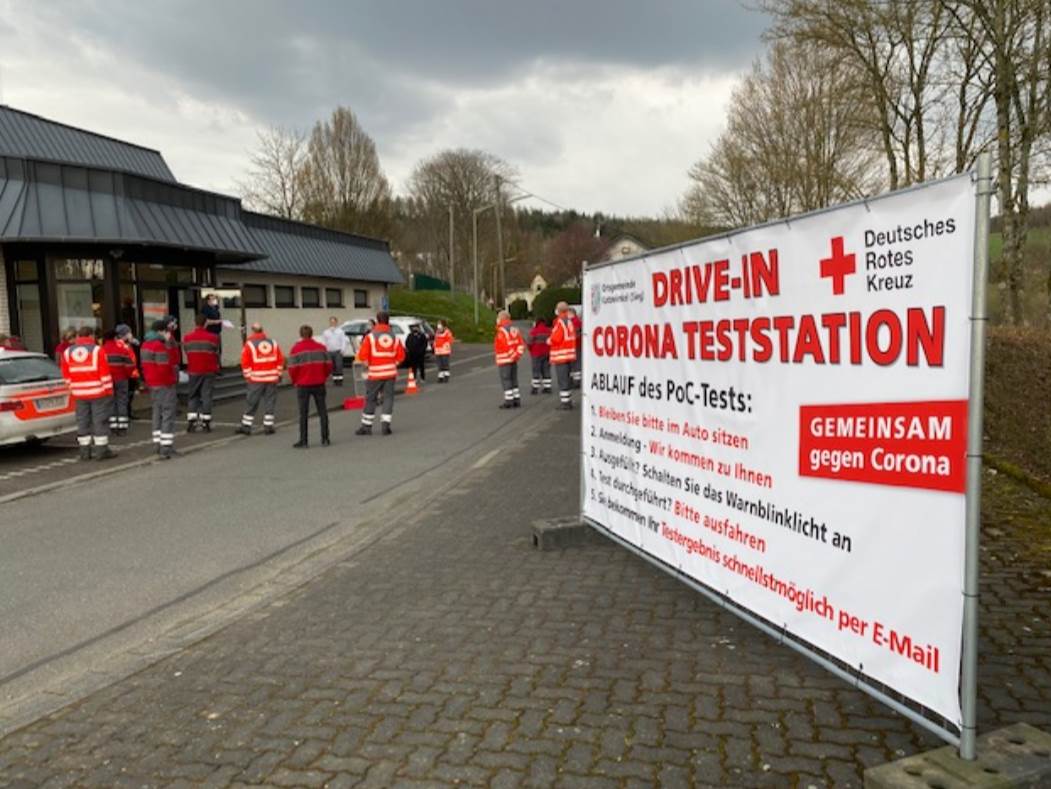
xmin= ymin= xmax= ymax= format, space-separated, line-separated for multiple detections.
xmin=0 ymin=413 xmax=1048 ymax=787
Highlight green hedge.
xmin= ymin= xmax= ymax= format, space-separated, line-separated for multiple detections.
xmin=508 ymin=298 xmax=530 ymax=320
xmin=532 ymin=287 xmax=581 ymax=322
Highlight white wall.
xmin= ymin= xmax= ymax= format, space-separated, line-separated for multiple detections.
xmin=214 ymin=269 xmax=387 ymax=367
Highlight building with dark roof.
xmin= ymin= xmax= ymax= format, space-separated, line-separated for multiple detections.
xmin=0 ymin=105 xmax=403 ymax=359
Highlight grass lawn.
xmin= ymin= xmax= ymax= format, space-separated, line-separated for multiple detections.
xmin=389 ymin=288 xmax=498 ymax=342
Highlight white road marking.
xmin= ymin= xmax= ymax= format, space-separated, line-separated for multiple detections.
xmin=471 ymin=448 xmax=500 ymax=469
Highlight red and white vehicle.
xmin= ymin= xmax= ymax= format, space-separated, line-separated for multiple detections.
xmin=0 ymin=350 xmax=77 ymax=446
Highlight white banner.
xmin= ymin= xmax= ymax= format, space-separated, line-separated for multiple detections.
xmin=581 ymin=174 xmax=977 ymax=726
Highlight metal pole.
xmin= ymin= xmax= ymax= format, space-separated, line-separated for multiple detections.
xmin=472 ymin=209 xmax=480 ymax=325
xmin=494 ymin=175 xmax=504 ymax=308
xmin=959 ymin=151 xmax=992 ymax=761
xmin=449 ymin=205 xmax=455 ymax=292
xmin=579 ymin=258 xmax=588 ymax=522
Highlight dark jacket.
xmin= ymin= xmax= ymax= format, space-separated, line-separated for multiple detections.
xmin=405 ymin=330 xmax=428 ymax=362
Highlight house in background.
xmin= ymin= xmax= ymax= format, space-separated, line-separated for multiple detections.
xmin=505 ymin=273 xmax=547 ymax=311
xmin=600 ymin=233 xmax=648 ymax=263
xmin=0 ymin=105 xmax=402 ymax=360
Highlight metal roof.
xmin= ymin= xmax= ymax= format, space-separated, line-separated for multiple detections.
xmin=0 ymin=157 xmax=263 ymax=261
xmin=0 ymin=106 xmax=176 ymax=182
xmin=241 ymin=212 xmax=404 ymax=284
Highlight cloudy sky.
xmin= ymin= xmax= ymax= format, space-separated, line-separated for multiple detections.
xmin=0 ymin=1 xmax=767 ymax=217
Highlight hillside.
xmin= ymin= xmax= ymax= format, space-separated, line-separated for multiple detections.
xmin=389 ymin=289 xmax=497 ymax=342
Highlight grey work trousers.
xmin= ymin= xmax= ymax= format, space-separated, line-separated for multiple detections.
xmin=187 ymin=373 xmax=215 ymax=422
xmin=110 ymin=379 xmax=130 ymax=429
xmin=297 ymin=385 xmax=329 ymax=443
xmin=436 ymin=355 xmax=450 ymax=379
xmin=554 ymin=362 xmax=573 ymax=405
xmin=361 ymin=378 xmax=395 ymax=425
xmin=530 ymin=356 xmax=551 ymax=391
xmin=329 ymin=352 xmax=345 ymax=385
xmin=242 ymin=382 xmax=278 ymax=429
xmin=150 ymin=386 xmax=178 ymax=447
xmin=498 ymin=363 xmax=520 ymax=402
xmin=76 ymin=397 xmax=112 ymax=447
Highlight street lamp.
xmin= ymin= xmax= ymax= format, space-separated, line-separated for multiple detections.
xmin=472 ymin=194 xmax=529 ymax=324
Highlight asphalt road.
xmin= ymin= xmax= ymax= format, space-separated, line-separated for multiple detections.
xmin=0 ymin=343 xmax=564 ymax=733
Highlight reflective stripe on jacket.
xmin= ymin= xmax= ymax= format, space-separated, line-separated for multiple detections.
xmin=288 ymin=338 xmax=333 ymax=387
xmin=183 ymin=328 xmax=220 ymax=375
xmin=493 ymin=322 xmax=525 ymax=366
xmin=356 ymin=325 xmax=406 ymax=380
xmin=549 ymin=315 xmax=577 ymax=364
xmin=433 ymin=328 xmax=454 ymax=356
xmin=241 ymin=334 xmax=284 ymax=383
xmin=61 ymin=339 xmax=114 ymax=400
xmin=102 ymin=339 xmax=138 ymax=382
xmin=141 ymin=339 xmax=178 ymax=387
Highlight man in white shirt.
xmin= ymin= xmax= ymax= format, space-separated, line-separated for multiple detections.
xmin=320 ymin=316 xmax=350 ymax=387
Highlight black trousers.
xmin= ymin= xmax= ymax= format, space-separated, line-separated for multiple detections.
xmin=409 ymin=356 xmax=425 ymax=380
xmin=296 ymin=385 xmax=329 ymax=443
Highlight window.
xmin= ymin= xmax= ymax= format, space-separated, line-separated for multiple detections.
xmin=326 ymin=288 xmax=344 ymax=308
xmin=354 ymin=289 xmax=369 ymax=308
xmin=243 ymin=284 xmax=269 ymax=308
xmin=301 ymin=287 xmax=321 ymax=308
xmin=220 ymin=283 xmax=242 ymax=309
xmin=274 ymin=285 xmax=296 ymax=308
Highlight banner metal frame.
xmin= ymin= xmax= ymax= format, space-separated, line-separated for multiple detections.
xmin=578 ymin=158 xmax=994 ymax=754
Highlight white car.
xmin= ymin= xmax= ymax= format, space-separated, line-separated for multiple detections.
xmin=0 ymin=351 xmax=77 ymax=446
xmin=340 ymin=316 xmax=435 ymax=358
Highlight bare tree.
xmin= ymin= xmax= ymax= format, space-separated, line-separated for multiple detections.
xmin=942 ymin=0 xmax=1050 ymax=324
xmin=683 ymin=41 xmax=882 ymax=227
xmin=763 ymin=0 xmax=959 ymax=188
xmin=238 ymin=126 xmax=307 ymax=219
xmin=408 ymin=148 xmax=516 ymax=293
xmin=299 ymin=106 xmax=393 ymax=238
xmin=543 ymin=222 xmax=610 ymax=287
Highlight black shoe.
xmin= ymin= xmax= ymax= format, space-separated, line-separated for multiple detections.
xmin=321 ymin=438 xmax=331 ymax=446
xmin=78 ymin=446 xmax=92 ymax=462
xmin=559 ymin=402 xmax=574 ymax=411
xmin=202 ymin=422 xmax=212 ymax=433
xmin=381 ymin=423 xmax=392 ymax=435
xmin=513 ymin=399 xmax=521 ymax=408
xmin=95 ymin=446 xmax=116 ymax=461
xmin=187 ymin=422 xmax=197 ymax=433
xmin=334 ymin=381 xmax=343 ymax=387
xmin=235 ymin=425 xmax=251 ymax=436
xmin=543 ymin=389 xmax=552 ymax=395
xmin=499 ymin=402 xmax=514 ymax=409
xmin=264 ymin=426 xmax=275 ymax=435
xmin=293 ymin=440 xmax=308 ymax=449
xmin=355 ymin=425 xmax=372 ymax=436
xmin=159 ymin=446 xmax=177 ymax=460
xmin=531 ymin=388 xmax=538 ymax=395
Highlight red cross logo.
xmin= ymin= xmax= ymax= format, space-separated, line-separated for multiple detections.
xmin=819 ymin=236 xmax=856 ymax=295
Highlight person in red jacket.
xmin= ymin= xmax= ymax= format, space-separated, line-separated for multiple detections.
xmin=493 ymin=310 xmax=526 ymax=409
xmin=102 ymin=328 xmax=138 ymax=435
xmin=54 ymin=327 xmax=76 ymax=364
xmin=549 ymin=301 xmax=577 ymax=410
xmin=433 ymin=320 xmax=454 ymax=382
xmin=61 ymin=326 xmax=116 ymax=461
xmin=237 ymin=323 xmax=284 ymax=436
xmin=141 ymin=320 xmax=180 ymax=459
xmin=355 ymin=311 xmax=406 ymax=436
xmin=182 ymin=313 xmax=221 ymax=433
xmin=287 ymin=324 xmax=333 ymax=448
xmin=527 ymin=317 xmax=552 ymax=395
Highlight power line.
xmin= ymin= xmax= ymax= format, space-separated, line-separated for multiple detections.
xmin=504 ymin=181 xmax=569 ymax=212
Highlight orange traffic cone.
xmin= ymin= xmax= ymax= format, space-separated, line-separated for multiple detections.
xmin=406 ymin=369 xmax=419 ymax=395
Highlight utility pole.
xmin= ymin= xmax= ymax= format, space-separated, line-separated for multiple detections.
xmin=472 ymin=208 xmax=480 ymax=325
xmin=494 ymin=174 xmax=504 ymax=308
xmin=448 ymin=205 xmax=455 ymax=292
